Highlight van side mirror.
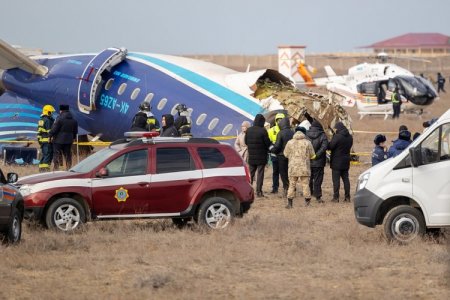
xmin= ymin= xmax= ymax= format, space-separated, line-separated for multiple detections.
xmin=7 ymin=172 xmax=18 ymax=183
xmin=409 ymin=147 xmax=422 ymax=167
xmin=96 ymin=168 xmax=109 ymax=178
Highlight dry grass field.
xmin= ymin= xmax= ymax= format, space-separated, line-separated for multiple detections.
xmin=1 ymin=95 xmax=449 ymax=299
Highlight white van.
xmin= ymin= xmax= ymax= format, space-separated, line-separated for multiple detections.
xmin=354 ymin=108 xmax=450 ymax=242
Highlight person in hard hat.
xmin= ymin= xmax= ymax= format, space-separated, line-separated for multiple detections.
xmin=37 ymin=105 xmax=55 ymax=172
xmin=267 ymin=113 xmax=285 ymax=194
xmin=174 ymin=104 xmax=192 ymax=137
xmin=131 ymin=101 xmax=160 ymax=132
xmin=270 ymin=117 xmax=293 ymax=198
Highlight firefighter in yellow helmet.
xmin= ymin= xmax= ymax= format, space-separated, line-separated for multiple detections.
xmin=267 ymin=113 xmax=285 ymax=194
xmin=37 ymin=105 xmax=55 ymax=172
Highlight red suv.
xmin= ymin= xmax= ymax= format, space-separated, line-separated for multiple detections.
xmin=17 ymin=137 xmax=254 ymax=231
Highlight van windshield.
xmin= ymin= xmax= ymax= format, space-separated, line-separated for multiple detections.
xmin=70 ymin=148 xmax=120 ymax=173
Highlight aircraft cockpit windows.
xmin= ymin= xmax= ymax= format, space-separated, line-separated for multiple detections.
xmin=131 ymin=88 xmax=141 ymax=100
xmin=222 ymin=124 xmax=233 ymax=136
xmin=196 ymin=114 xmax=207 ymax=125
xmin=105 ymin=79 xmax=114 ymax=91
xmin=144 ymin=93 xmax=154 ymax=103
xmin=157 ymin=98 xmax=168 ymax=110
xmin=208 ymin=118 xmax=219 ymax=131
xmin=118 ymin=83 xmax=127 ymax=95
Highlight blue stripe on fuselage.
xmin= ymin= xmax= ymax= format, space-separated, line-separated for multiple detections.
xmin=128 ymin=53 xmax=262 ymax=116
xmin=0 ymin=122 xmax=37 ymax=128
xmin=0 ymin=112 xmax=40 ymax=119
xmin=0 ymin=104 xmax=42 ymax=112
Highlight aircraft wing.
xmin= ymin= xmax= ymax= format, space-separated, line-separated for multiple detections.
xmin=0 ymin=39 xmax=48 ymax=75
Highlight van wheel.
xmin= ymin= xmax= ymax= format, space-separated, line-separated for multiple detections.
xmin=197 ymin=197 xmax=234 ymax=229
xmin=383 ymin=205 xmax=425 ymax=243
xmin=4 ymin=208 xmax=22 ymax=244
xmin=45 ymin=198 xmax=85 ymax=232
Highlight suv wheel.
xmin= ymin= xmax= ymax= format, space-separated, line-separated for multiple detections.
xmin=383 ymin=205 xmax=425 ymax=243
xmin=4 ymin=207 xmax=22 ymax=244
xmin=197 ymin=197 xmax=234 ymax=229
xmin=45 ymin=198 xmax=86 ymax=232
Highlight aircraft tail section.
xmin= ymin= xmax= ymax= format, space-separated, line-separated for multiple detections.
xmin=324 ymin=65 xmax=337 ymax=77
xmin=0 ymin=39 xmax=48 ymax=75
xmin=297 ymin=62 xmax=316 ymax=87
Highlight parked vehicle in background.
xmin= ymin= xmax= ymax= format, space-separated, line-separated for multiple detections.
xmin=17 ymin=133 xmax=254 ymax=232
xmin=0 ymin=170 xmax=23 ymax=243
xmin=354 ymin=109 xmax=450 ymax=243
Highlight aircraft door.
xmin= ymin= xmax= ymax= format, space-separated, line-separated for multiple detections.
xmin=77 ymin=47 xmax=127 ymax=114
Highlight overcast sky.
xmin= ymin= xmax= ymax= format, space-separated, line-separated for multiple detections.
xmin=1 ymin=0 xmax=449 ymax=55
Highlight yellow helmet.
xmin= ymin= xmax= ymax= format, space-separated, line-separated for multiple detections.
xmin=42 ymin=105 xmax=55 ymax=115
xmin=275 ymin=113 xmax=285 ymax=121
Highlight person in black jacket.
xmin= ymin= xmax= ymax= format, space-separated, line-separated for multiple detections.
xmin=306 ymin=120 xmax=329 ymax=203
xmin=130 ymin=101 xmax=160 ymax=132
xmin=49 ymin=104 xmax=78 ymax=170
xmin=271 ymin=117 xmax=293 ymax=197
xmin=328 ymin=122 xmax=353 ymax=202
xmin=160 ymin=114 xmax=180 ymax=137
xmin=245 ymin=114 xmax=272 ymax=197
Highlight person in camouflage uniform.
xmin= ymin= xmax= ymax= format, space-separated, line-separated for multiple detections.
xmin=283 ymin=129 xmax=316 ymax=208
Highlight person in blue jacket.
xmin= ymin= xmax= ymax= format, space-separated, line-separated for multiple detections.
xmin=387 ymin=130 xmax=412 ymax=158
xmin=372 ymin=134 xmax=387 ymax=166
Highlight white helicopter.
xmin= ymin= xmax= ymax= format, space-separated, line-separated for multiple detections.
xmin=295 ymin=53 xmax=438 ymax=118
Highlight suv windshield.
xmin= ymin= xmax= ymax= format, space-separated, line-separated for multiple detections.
xmin=70 ymin=147 xmax=120 ymax=173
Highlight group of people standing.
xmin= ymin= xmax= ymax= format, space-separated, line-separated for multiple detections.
xmin=235 ymin=113 xmax=353 ymax=208
xmin=38 ymin=104 xmax=78 ymax=172
xmin=371 ymin=119 xmax=438 ymax=166
xmin=130 ymin=101 xmax=192 ymax=137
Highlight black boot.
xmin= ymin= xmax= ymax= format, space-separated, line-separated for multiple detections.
xmin=316 ymin=197 xmax=324 ymax=204
xmin=282 ymin=188 xmax=288 ymax=198
xmin=285 ymin=198 xmax=293 ymax=209
xmin=305 ymin=198 xmax=311 ymax=206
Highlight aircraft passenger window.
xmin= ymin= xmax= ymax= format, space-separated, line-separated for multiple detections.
xmin=196 ymin=114 xmax=207 ymax=125
xmin=105 ymin=79 xmax=114 ymax=91
xmin=171 ymin=103 xmax=181 ymax=115
xmin=157 ymin=98 xmax=168 ymax=110
xmin=222 ymin=124 xmax=233 ymax=136
xmin=208 ymin=118 xmax=219 ymax=130
xmin=420 ymin=127 xmax=440 ymax=165
xmin=144 ymin=93 xmax=154 ymax=103
xmin=131 ymin=88 xmax=141 ymax=100
xmin=118 ymin=83 xmax=127 ymax=95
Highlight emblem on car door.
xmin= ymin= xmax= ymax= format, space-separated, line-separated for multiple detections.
xmin=115 ymin=187 xmax=129 ymax=203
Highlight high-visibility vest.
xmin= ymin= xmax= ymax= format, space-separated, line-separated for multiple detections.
xmin=37 ymin=115 xmax=54 ymax=143
xmin=391 ymin=92 xmax=400 ymax=104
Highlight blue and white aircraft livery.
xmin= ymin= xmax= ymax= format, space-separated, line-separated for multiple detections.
xmin=0 ymin=39 xmax=284 ymax=142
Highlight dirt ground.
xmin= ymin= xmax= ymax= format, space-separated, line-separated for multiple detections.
xmin=0 ymin=95 xmax=449 ymax=299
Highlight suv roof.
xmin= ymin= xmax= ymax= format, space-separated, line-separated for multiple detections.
xmin=111 ymin=137 xmax=220 ymax=148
